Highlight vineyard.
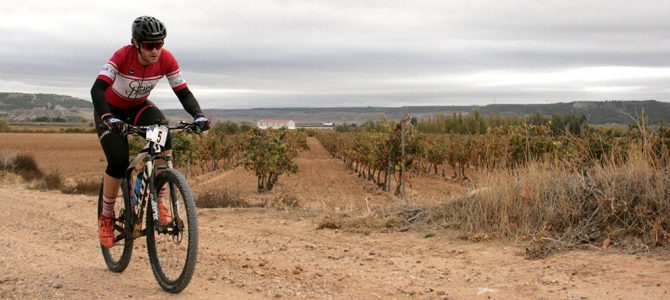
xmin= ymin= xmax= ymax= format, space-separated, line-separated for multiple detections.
xmin=130 ymin=122 xmax=309 ymax=192
xmin=312 ymin=112 xmax=670 ymax=254
xmin=314 ymin=112 xmax=668 ymax=188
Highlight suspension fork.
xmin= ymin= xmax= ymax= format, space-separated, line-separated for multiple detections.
xmin=162 ymin=154 xmax=183 ymax=226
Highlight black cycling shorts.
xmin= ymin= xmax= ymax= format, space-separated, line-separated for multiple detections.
xmin=94 ymin=101 xmax=172 ymax=179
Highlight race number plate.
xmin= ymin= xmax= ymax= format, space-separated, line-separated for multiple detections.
xmin=146 ymin=125 xmax=168 ymax=147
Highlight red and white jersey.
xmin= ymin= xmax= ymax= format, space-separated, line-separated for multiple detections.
xmin=97 ymin=44 xmax=187 ymax=109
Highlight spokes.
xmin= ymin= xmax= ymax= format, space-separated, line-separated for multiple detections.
xmin=108 ymin=203 xmax=128 ymax=257
xmin=154 ymin=183 xmax=189 ymax=281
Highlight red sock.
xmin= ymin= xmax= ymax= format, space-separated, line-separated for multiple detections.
xmin=102 ymin=195 xmax=116 ymax=218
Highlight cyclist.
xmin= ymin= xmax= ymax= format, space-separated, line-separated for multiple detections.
xmin=91 ymin=16 xmax=210 ymax=248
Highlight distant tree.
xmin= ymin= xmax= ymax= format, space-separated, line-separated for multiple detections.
xmin=213 ymin=120 xmax=240 ymax=135
xmin=361 ymin=113 xmax=394 ymax=133
xmin=336 ymin=123 xmax=357 ymax=132
xmin=239 ymin=122 xmax=253 ymax=132
xmin=0 ymin=118 xmax=10 ymax=132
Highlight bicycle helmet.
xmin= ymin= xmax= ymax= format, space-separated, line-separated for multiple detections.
xmin=132 ymin=16 xmax=166 ymax=42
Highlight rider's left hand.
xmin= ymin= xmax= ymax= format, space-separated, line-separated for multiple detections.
xmin=194 ymin=115 xmax=210 ymax=132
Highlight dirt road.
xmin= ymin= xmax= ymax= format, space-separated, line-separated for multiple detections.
xmin=0 ymin=182 xmax=669 ymax=299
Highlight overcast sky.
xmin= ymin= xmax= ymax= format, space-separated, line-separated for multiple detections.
xmin=1 ymin=0 xmax=669 ymax=109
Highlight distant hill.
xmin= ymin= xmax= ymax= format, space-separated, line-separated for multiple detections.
xmin=164 ymin=100 xmax=670 ymax=125
xmin=2 ymin=92 xmax=669 ymax=125
xmin=0 ymin=92 xmax=93 ymax=122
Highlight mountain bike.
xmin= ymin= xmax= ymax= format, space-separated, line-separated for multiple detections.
xmin=97 ymin=122 xmax=199 ymax=293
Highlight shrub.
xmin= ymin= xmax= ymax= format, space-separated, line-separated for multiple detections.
xmin=0 ymin=154 xmax=44 ymax=181
xmin=196 ymin=189 xmax=249 ymax=208
xmin=0 ymin=118 xmax=10 ymax=132
xmin=242 ymin=128 xmax=304 ymax=192
xmin=61 ymin=178 xmax=100 ymax=195
xmin=261 ymin=189 xmax=300 ymax=209
xmin=30 ymin=170 xmax=63 ymax=191
xmin=43 ymin=171 xmax=63 ymax=190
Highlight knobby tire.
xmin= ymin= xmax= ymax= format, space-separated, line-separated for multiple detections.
xmin=145 ymin=169 xmax=199 ymax=293
xmin=98 ymin=177 xmax=134 ymax=272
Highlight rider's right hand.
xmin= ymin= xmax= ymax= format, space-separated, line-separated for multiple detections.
xmin=103 ymin=115 xmax=128 ymax=134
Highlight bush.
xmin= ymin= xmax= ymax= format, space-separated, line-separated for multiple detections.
xmin=196 ymin=189 xmax=249 ymax=208
xmin=316 ymin=211 xmax=383 ymax=234
xmin=43 ymin=171 xmax=63 ymax=190
xmin=0 ymin=118 xmax=10 ymax=132
xmin=30 ymin=170 xmax=63 ymax=191
xmin=242 ymin=128 xmax=303 ymax=192
xmin=61 ymin=178 xmax=100 ymax=195
xmin=0 ymin=154 xmax=44 ymax=181
xmin=0 ymin=155 xmax=9 ymax=170
xmin=262 ymin=192 xmax=300 ymax=210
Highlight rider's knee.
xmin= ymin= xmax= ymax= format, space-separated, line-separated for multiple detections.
xmin=106 ymin=161 xmax=129 ymax=178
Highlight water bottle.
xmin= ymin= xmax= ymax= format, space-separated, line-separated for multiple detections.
xmin=133 ymin=175 xmax=142 ymax=206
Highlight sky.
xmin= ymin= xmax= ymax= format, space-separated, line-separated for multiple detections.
xmin=1 ymin=0 xmax=670 ymax=109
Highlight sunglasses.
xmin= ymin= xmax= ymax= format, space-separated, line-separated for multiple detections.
xmin=141 ymin=41 xmax=164 ymax=51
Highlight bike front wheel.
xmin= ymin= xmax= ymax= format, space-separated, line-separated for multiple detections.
xmin=146 ymin=168 xmax=199 ymax=293
xmin=98 ymin=177 xmax=134 ymax=272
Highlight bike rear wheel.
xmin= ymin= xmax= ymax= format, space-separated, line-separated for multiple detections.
xmin=146 ymin=168 xmax=198 ymax=293
xmin=98 ymin=177 xmax=134 ymax=272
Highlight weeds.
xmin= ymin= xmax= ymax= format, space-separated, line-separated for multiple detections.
xmin=0 ymin=153 xmax=99 ymax=195
xmin=321 ymin=144 xmax=670 ymax=258
xmin=1 ymin=154 xmax=44 ymax=181
xmin=262 ymin=193 xmax=300 ymax=210
xmin=196 ymin=189 xmax=250 ymax=208
xmin=42 ymin=171 xmax=63 ymax=190
xmin=61 ymin=178 xmax=100 ymax=195
xmin=450 ymin=147 xmax=670 ymax=258
xmin=316 ymin=211 xmax=382 ymax=234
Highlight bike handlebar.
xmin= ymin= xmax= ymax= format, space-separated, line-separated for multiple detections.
xmin=126 ymin=121 xmax=199 ymax=135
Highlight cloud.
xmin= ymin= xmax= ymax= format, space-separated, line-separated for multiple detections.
xmin=1 ymin=0 xmax=669 ymax=108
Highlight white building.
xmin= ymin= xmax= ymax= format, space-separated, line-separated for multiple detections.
xmin=256 ymin=119 xmax=296 ymax=130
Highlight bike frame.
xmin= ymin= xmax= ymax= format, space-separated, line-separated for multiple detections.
xmin=124 ymin=123 xmax=192 ymax=239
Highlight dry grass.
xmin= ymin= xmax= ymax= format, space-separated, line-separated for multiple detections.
xmin=316 ymin=206 xmax=419 ymax=234
xmin=196 ymin=188 xmax=251 ymax=208
xmin=61 ymin=177 xmax=101 ymax=195
xmin=0 ymin=171 xmax=23 ymax=184
xmin=317 ymin=211 xmax=384 ymax=234
xmin=1 ymin=153 xmax=44 ymax=181
xmin=1 ymin=152 xmax=100 ymax=195
xmin=321 ymin=144 xmax=670 ymax=258
xmin=428 ymin=145 xmax=670 ymax=257
xmin=261 ymin=188 xmax=301 ymax=210
xmin=32 ymin=170 xmax=64 ymax=191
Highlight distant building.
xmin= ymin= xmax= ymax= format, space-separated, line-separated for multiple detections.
xmin=256 ymin=119 xmax=296 ymax=130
